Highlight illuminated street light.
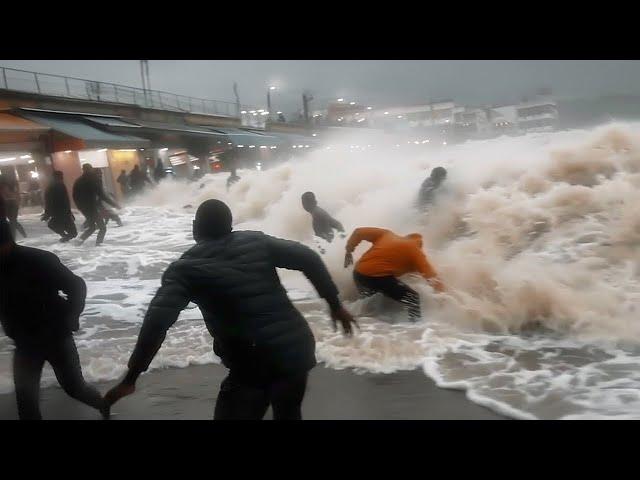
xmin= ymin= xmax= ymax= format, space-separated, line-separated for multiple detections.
xmin=269 ymin=86 xmax=276 ymax=90
xmin=384 ymin=112 xmax=389 ymax=115
xmin=337 ymin=98 xmax=344 ymax=102
xmin=349 ymin=102 xmax=355 ymax=105
xmin=367 ymin=106 xmax=372 ymax=110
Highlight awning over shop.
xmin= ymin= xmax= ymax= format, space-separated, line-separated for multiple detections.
xmin=0 ymin=112 xmax=50 ymax=133
xmin=17 ymin=111 xmax=150 ymax=151
xmin=209 ymin=127 xmax=281 ymax=147
xmin=262 ymin=130 xmax=319 ymax=147
xmin=127 ymin=119 xmax=225 ymax=138
xmin=82 ymin=116 xmax=143 ymax=128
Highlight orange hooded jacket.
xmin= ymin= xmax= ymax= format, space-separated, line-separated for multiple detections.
xmin=346 ymin=227 xmax=444 ymax=292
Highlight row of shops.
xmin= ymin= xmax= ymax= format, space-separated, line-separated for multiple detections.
xmin=0 ymin=107 xmax=318 ymax=206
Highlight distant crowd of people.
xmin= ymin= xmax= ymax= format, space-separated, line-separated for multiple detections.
xmin=0 ymin=159 xmax=448 ymax=420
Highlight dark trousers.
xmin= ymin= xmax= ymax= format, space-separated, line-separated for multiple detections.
xmin=47 ymin=215 xmax=77 ymax=241
xmin=6 ymin=200 xmax=26 ymax=239
xmin=354 ymin=271 xmax=422 ymax=321
xmin=13 ymin=335 xmax=104 ymax=420
xmin=213 ymin=370 xmax=308 ymax=420
xmin=79 ymin=210 xmax=107 ymax=245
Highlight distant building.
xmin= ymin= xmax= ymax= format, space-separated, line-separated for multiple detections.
xmin=515 ymin=91 xmax=559 ymax=132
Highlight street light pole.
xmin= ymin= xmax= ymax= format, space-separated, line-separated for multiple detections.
xmin=267 ymin=86 xmax=276 ymax=120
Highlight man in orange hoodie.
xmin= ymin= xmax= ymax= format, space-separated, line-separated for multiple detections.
xmin=344 ymin=227 xmax=444 ymax=322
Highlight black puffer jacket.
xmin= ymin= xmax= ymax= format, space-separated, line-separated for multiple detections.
xmin=0 ymin=246 xmax=86 ymax=345
xmin=127 ymin=231 xmax=341 ymax=377
xmin=72 ymin=172 xmax=117 ymax=214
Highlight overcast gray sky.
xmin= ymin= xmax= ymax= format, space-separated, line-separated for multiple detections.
xmin=1 ymin=60 xmax=638 ymax=112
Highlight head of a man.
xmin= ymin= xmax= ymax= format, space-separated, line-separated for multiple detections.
xmin=53 ymin=170 xmax=64 ymax=182
xmin=430 ymin=166 xmax=447 ymax=183
xmin=82 ymin=163 xmax=94 ymax=175
xmin=301 ymin=191 xmax=317 ymax=213
xmin=193 ymin=199 xmax=233 ymax=242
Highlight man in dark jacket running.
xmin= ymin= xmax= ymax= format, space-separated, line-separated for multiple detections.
xmin=0 ymin=197 xmax=107 ymax=420
xmin=72 ymin=164 xmax=120 ymax=246
xmin=301 ymin=191 xmax=345 ymax=243
xmin=105 ymin=199 xmax=357 ymax=420
xmin=41 ymin=170 xmax=77 ymax=242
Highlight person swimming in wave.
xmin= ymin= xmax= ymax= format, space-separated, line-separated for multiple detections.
xmin=344 ymin=227 xmax=444 ymax=322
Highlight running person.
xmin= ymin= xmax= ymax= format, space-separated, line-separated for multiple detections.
xmin=41 ymin=170 xmax=77 ymax=242
xmin=344 ymin=227 xmax=444 ymax=322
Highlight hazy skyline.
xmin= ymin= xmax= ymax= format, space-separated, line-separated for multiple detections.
xmin=1 ymin=60 xmax=638 ymax=113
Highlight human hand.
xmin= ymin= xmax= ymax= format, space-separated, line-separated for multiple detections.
xmin=104 ymin=380 xmax=136 ymax=408
xmin=344 ymin=252 xmax=353 ymax=268
xmin=330 ymin=306 xmax=359 ymax=337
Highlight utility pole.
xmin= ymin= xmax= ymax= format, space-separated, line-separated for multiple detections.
xmin=302 ymin=91 xmax=313 ymax=125
xmin=140 ymin=60 xmax=151 ymax=105
xmin=233 ymin=82 xmax=241 ymax=116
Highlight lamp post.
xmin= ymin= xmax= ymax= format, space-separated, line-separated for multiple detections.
xmin=267 ymin=86 xmax=276 ymax=119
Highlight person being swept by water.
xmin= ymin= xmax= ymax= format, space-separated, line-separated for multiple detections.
xmin=301 ymin=191 xmax=345 ymax=243
xmin=0 ymin=175 xmax=27 ymax=239
xmin=344 ymin=227 xmax=444 ymax=322
xmin=0 ymin=197 xmax=108 ymax=420
xmin=41 ymin=170 xmax=77 ymax=242
xmin=417 ymin=166 xmax=447 ymax=209
xmin=72 ymin=164 xmax=120 ymax=246
xmin=103 ymin=199 xmax=358 ymax=420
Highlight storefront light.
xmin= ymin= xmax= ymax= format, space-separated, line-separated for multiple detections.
xmin=28 ymin=160 xmax=35 ymax=164
xmin=30 ymin=171 xmax=39 ymax=179
xmin=0 ymin=157 xmax=16 ymax=163
xmin=64 ymin=150 xmax=72 ymax=153
xmin=20 ymin=155 xmax=31 ymax=159
xmin=160 ymin=148 xmax=168 ymax=152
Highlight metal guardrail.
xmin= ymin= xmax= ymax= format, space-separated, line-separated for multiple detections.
xmin=0 ymin=66 xmax=258 ymax=119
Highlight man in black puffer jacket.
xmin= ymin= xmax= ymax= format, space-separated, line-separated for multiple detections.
xmin=72 ymin=164 xmax=120 ymax=246
xmin=105 ymin=199 xmax=357 ymax=420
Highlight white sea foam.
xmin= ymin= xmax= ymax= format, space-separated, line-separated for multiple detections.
xmin=4 ymin=122 xmax=640 ymax=419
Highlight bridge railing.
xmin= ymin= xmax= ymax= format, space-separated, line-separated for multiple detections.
xmin=0 ymin=66 xmax=254 ymax=118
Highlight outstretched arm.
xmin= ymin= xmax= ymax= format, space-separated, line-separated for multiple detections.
xmin=413 ymin=250 xmax=445 ymax=293
xmin=124 ymin=266 xmax=191 ymax=383
xmin=268 ymin=236 xmax=341 ymax=310
xmin=104 ymin=265 xmax=192 ymax=412
xmin=267 ymin=236 xmax=357 ymax=335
